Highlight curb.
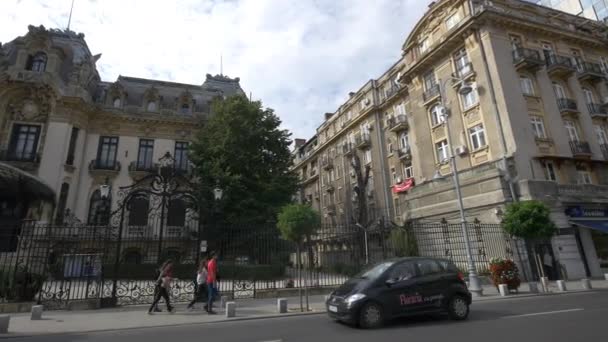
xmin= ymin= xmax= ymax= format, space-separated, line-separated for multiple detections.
xmin=1 ymin=289 xmax=606 ymax=339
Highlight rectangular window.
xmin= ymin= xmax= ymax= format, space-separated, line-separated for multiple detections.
xmin=137 ymin=139 xmax=154 ymax=170
xmin=564 ymin=120 xmax=580 ymax=142
xmin=363 ymin=149 xmax=372 ymax=164
xmin=329 ymin=168 xmax=335 ymax=182
xmin=445 ymin=12 xmax=461 ymax=30
xmin=404 ymin=162 xmax=414 ymax=179
xmin=8 ymin=124 xmax=40 ymax=161
xmin=530 ymin=116 xmax=547 ymax=139
xmin=461 ymin=89 xmax=478 ymax=109
xmin=520 ymin=77 xmax=535 ymax=96
xmin=453 ymin=47 xmax=470 ymax=76
xmin=174 ymin=141 xmax=189 ymax=171
xmin=391 ymin=167 xmax=397 ymax=183
xmin=96 ymin=136 xmax=119 ymax=169
xmin=423 ymin=70 xmax=437 ymax=91
xmin=577 ymin=170 xmax=592 ymax=185
xmin=394 ymin=103 xmax=406 ymax=116
xmin=399 ymin=132 xmax=409 ymax=150
xmin=543 ymin=161 xmax=558 ymax=181
xmin=469 ymin=124 xmax=487 ymax=150
xmin=65 ymin=127 xmax=79 ymax=165
xmin=600 ymin=56 xmax=608 ymax=74
xmin=420 ymin=37 xmax=430 ymax=53
xmin=595 ymin=125 xmax=608 ymax=144
xmin=436 ymin=140 xmax=449 ymax=162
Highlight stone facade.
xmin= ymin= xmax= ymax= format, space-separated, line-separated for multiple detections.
xmin=293 ymin=0 xmax=608 ymax=279
xmin=0 ymin=25 xmax=244 ymax=226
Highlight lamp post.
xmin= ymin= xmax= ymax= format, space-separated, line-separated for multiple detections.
xmin=436 ymin=77 xmax=483 ymax=297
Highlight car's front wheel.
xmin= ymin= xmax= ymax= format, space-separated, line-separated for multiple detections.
xmin=447 ymin=295 xmax=469 ymax=320
xmin=358 ymin=302 xmax=384 ymax=329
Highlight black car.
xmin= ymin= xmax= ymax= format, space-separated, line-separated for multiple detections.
xmin=326 ymin=257 xmax=472 ymax=328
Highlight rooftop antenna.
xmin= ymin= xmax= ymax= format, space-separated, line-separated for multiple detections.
xmin=220 ymin=54 xmax=223 ymax=76
xmin=67 ymin=0 xmax=75 ymax=31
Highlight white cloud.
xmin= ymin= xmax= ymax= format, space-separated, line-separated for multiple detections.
xmin=0 ymin=0 xmax=428 ymax=140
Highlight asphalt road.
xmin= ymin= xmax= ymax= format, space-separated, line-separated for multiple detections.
xmin=6 ymin=291 xmax=608 ymax=342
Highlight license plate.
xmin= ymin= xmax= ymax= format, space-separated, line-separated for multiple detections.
xmin=328 ymin=305 xmax=338 ymax=313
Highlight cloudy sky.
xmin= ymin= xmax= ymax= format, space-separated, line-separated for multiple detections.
xmin=0 ymin=0 xmax=429 ymax=140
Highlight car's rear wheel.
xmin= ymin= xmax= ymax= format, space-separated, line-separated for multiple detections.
xmin=447 ymin=295 xmax=469 ymax=320
xmin=358 ymin=302 xmax=384 ymax=329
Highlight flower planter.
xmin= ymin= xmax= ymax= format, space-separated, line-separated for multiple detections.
xmin=489 ymin=258 xmax=521 ymax=292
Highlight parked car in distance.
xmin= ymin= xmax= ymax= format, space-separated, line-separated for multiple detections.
xmin=326 ymin=257 xmax=472 ymax=328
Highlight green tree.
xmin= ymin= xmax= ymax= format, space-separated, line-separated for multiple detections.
xmin=277 ymin=204 xmax=321 ymax=312
xmin=502 ymin=200 xmax=557 ymax=239
xmin=190 ymin=95 xmax=298 ymax=225
xmin=390 ymin=227 xmax=418 ymax=257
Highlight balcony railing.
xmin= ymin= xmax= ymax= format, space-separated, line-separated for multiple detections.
xmin=569 ymin=140 xmax=591 ymax=156
xmin=577 ymin=61 xmax=604 ymax=81
xmin=397 ymin=147 xmax=412 ymax=160
xmin=546 ymin=54 xmax=575 ymax=76
xmin=601 ymin=144 xmax=608 ymax=160
xmin=89 ymin=159 xmax=121 ymax=172
xmin=423 ymin=84 xmax=441 ymax=103
xmin=587 ymin=103 xmax=608 ymax=118
xmin=512 ymin=48 xmax=543 ymax=70
xmin=355 ymin=133 xmax=372 ymax=149
xmin=321 ymin=158 xmax=334 ymax=170
xmin=388 ymin=115 xmax=409 ymax=132
xmin=342 ymin=142 xmax=355 ymax=155
xmin=557 ymin=98 xmax=578 ymax=113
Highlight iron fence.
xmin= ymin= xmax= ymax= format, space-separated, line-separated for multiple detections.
xmin=0 ymin=220 xmax=515 ymax=309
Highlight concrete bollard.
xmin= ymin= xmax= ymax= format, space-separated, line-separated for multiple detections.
xmin=498 ymin=284 xmax=509 ymax=296
xmin=556 ymin=280 xmax=567 ymax=292
xmin=0 ymin=315 xmax=9 ymax=334
xmin=528 ymin=282 xmax=539 ymax=293
xmin=604 ymin=273 xmax=608 ymax=281
xmin=225 ymin=302 xmax=236 ymax=318
xmin=581 ymin=278 xmax=592 ymax=290
xmin=277 ymin=298 xmax=288 ymax=313
xmin=30 ymin=305 xmax=43 ymax=320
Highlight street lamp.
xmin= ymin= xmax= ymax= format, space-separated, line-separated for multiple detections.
xmin=213 ymin=183 xmax=224 ymax=201
xmin=99 ymin=177 xmax=111 ymax=199
xmin=435 ymin=77 xmax=483 ymax=297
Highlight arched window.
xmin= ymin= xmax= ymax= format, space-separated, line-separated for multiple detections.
xmin=180 ymin=103 xmax=190 ymax=114
xmin=27 ymin=52 xmax=47 ymax=72
xmin=519 ymin=76 xmax=534 ymax=96
xmin=430 ymin=104 xmax=444 ymax=126
xmin=113 ymin=98 xmax=122 ymax=108
xmin=88 ymin=190 xmax=110 ymax=225
xmin=123 ymin=250 xmax=142 ymax=264
xmin=167 ymin=198 xmax=186 ymax=227
xmin=128 ymin=195 xmax=149 ymax=227
xmin=146 ymin=101 xmax=157 ymax=112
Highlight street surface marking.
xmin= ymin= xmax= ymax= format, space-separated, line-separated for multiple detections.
xmin=502 ymin=308 xmax=584 ymax=319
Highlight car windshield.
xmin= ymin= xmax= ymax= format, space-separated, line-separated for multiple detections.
xmin=356 ymin=261 xmax=395 ymax=280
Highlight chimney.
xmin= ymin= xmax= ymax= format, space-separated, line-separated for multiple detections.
xmin=348 ymin=92 xmax=355 ymax=98
xmin=324 ymin=112 xmax=334 ymax=120
xmin=294 ymin=139 xmax=306 ymax=148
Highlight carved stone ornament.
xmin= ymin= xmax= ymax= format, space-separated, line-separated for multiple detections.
xmin=7 ymin=85 xmax=54 ymax=122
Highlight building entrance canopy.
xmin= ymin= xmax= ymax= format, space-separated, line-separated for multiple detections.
xmin=571 ymin=219 xmax=608 ymax=234
xmin=0 ymin=162 xmax=55 ymax=201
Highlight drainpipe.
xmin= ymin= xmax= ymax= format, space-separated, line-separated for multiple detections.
xmin=475 ymin=28 xmax=518 ymax=202
xmin=371 ymin=79 xmax=393 ymax=221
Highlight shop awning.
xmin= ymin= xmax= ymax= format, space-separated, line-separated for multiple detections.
xmin=570 ymin=219 xmax=608 ymax=234
xmin=0 ymin=162 xmax=55 ymax=201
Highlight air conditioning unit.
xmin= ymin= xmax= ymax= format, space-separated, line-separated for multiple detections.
xmin=455 ymin=145 xmax=469 ymax=156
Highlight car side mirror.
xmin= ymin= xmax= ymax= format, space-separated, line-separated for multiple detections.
xmin=385 ymin=278 xmax=397 ymax=287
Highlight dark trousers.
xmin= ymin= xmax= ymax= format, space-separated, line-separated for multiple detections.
xmin=149 ymin=287 xmax=172 ymax=312
xmin=207 ymin=283 xmax=217 ymax=310
xmin=188 ymin=284 xmax=208 ymax=308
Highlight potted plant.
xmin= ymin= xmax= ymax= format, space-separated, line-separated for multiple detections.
xmin=489 ymin=258 xmax=521 ymax=292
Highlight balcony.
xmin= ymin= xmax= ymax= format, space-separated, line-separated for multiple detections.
xmin=451 ymin=63 xmax=475 ymax=83
xmin=423 ymin=84 xmax=441 ymax=104
xmin=342 ymin=142 xmax=355 ymax=156
xmin=587 ymin=103 xmax=608 ymax=119
xmin=569 ymin=140 xmax=591 ymax=157
xmin=355 ymin=133 xmax=372 ymax=149
xmin=557 ymin=98 xmax=578 ymax=115
xmin=383 ymin=84 xmax=407 ymax=103
xmin=321 ymin=158 xmax=334 ymax=170
xmin=545 ymin=54 xmax=575 ymax=77
xmin=128 ymin=161 xmax=158 ymax=178
xmin=89 ymin=159 xmax=121 ymax=176
xmin=397 ymin=147 xmax=412 ymax=161
xmin=577 ymin=62 xmax=604 ymax=82
xmin=0 ymin=150 xmax=41 ymax=171
xmin=601 ymin=144 xmax=608 ymax=160
xmin=310 ymin=168 xmax=318 ymax=178
xmin=388 ymin=115 xmax=409 ymax=132
xmin=512 ymin=48 xmax=544 ymax=72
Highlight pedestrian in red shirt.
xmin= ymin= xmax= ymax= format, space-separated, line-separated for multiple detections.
xmin=206 ymin=252 xmax=218 ymax=314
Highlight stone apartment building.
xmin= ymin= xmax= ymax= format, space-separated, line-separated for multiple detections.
xmin=0 ymin=26 xmax=244 ymax=259
xmin=293 ymin=0 xmax=608 ymax=279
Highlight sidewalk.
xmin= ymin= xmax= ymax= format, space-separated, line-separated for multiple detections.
xmin=1 ymin=280 xmax=607 ymax=337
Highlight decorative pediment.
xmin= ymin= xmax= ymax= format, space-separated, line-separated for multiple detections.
xmin=6 ymin=84 xmax=55 ymax=122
